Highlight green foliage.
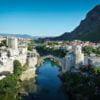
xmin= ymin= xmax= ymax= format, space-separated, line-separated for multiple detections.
xmin=83 ymin=46 xmax=100 ymax=55
xmin=0 ymin=75 xmax=20 ymax=100
xmin=83 ymin=47 xmax=94 ymax=55
xmin=80 ymin=26 xmax=100 ymax=42
xmin=13 ymin=60 xmax=22 ymax=76
xmin=0 ymin=40 xmax=7 ymax=47
xmin=47 ymin=42 xmax=59 ymax=46
xmin=28 ymin=40 xmax=34 ymax=51
xmin=36 ymin=46 xmax=66 ymax=58
xmin=0 ymin=92 xmax=18 ymax=100
xmin=0 ymin=60 xmax=24 ymax=100
xmin=28 ymin=43 xmax=33 ymax=51
xmin=94 ymin=49 xmax=100 ymax=55
xmin=93 ymin=67 xmax=100 ymax=74
xmin=61 ymin=71 xmax=100 ymax=100
xmin=22 ymin=64 xmax=28 ymax=71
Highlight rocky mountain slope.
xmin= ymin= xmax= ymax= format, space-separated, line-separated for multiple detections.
xmin=44 ymin=5 xmax=100 ymax=42
xmin=71 ymin=5 xmax=100 ymax=42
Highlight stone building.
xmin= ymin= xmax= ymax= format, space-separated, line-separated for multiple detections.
xmin=27 ymin=51 xmax=38 ymax=68
xmin=64 ymin=45 xmax=84 ymax=71
xmin=0 ymin=37 xmax=38 ymax=80
xmin=7 ymin=37 xmax=18 ymax=50
xmin=64 ymin=52 xmax=75 ymax=71
xmin=73 ymin=45 xmax=84 ymax=69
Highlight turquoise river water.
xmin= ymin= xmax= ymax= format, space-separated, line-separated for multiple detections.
xmin=23 ymin=59 xmax=68 ymax=100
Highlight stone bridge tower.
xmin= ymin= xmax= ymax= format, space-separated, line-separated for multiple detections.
xmin=73 ymin=45 xmax=84 ymax=69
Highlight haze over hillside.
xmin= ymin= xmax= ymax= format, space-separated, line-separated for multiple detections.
xmin=0 ymin=33 xmax=33 ymax=39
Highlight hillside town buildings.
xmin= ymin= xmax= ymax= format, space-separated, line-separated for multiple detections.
xmin=0 ymin=36 xmax=38 ymax=80
xmin=0 ymin=36 xmax=100 ymax=79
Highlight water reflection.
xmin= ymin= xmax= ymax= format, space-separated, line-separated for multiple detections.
xmin=22 ymin=59 xmax=68 ymax=100
xmin=36 ymin=59 xmax=68 ymax=100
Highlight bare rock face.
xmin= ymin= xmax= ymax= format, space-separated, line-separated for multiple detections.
xmin=20 ymin=68 xmax=36 ymax=81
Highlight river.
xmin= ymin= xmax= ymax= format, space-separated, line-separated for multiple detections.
xmin=22 ymin=59 xmax=68 ymax=100
xmin=36 ymin=59 xmax=68 ymax=100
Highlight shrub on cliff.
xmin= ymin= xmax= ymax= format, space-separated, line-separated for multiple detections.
xmin=13 ymin=60 xmax=22 ymax=76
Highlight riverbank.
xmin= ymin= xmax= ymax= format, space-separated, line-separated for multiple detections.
xmin=0 ymin=58 xmax=38 ymax=100
xmin=60 ymin=67 xmax=100 ymax=100
xmin=0 ymin=60 xmax=24 ymax=100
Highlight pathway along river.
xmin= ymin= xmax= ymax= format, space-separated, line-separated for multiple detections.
xmin=23 ymin=59 xmax=68 ymax=100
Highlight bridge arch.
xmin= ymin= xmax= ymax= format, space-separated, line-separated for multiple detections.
xmin=42 ymin=55 xmax=64 ymax=68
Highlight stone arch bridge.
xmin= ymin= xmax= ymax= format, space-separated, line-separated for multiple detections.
xmin=42 ymin=55 xmax=65 ymax=71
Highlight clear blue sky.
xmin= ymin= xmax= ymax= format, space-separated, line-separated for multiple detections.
xmin=0 ymin=0 xmax=100 ymax=36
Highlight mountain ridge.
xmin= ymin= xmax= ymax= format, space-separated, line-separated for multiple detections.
xmin=41 ymin=5 xmax=100 ymax=42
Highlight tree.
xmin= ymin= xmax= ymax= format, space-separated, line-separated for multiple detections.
xmin=0 ymin=75 xmax=19 ymax=100
xmin=0 ymin=60 xmax=23 ymax=100
xmin=13 ymin=60 xmax=22 ymax=76
xmin=28 ymin=40 xmax=34 ymax=51
xmin=61 ymin=71 xmax=100 ymax=100
xmin=28 ymin=43 xmax=33 ymax=51
xmin=0 ymin=40 xmax=7 ymax=47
